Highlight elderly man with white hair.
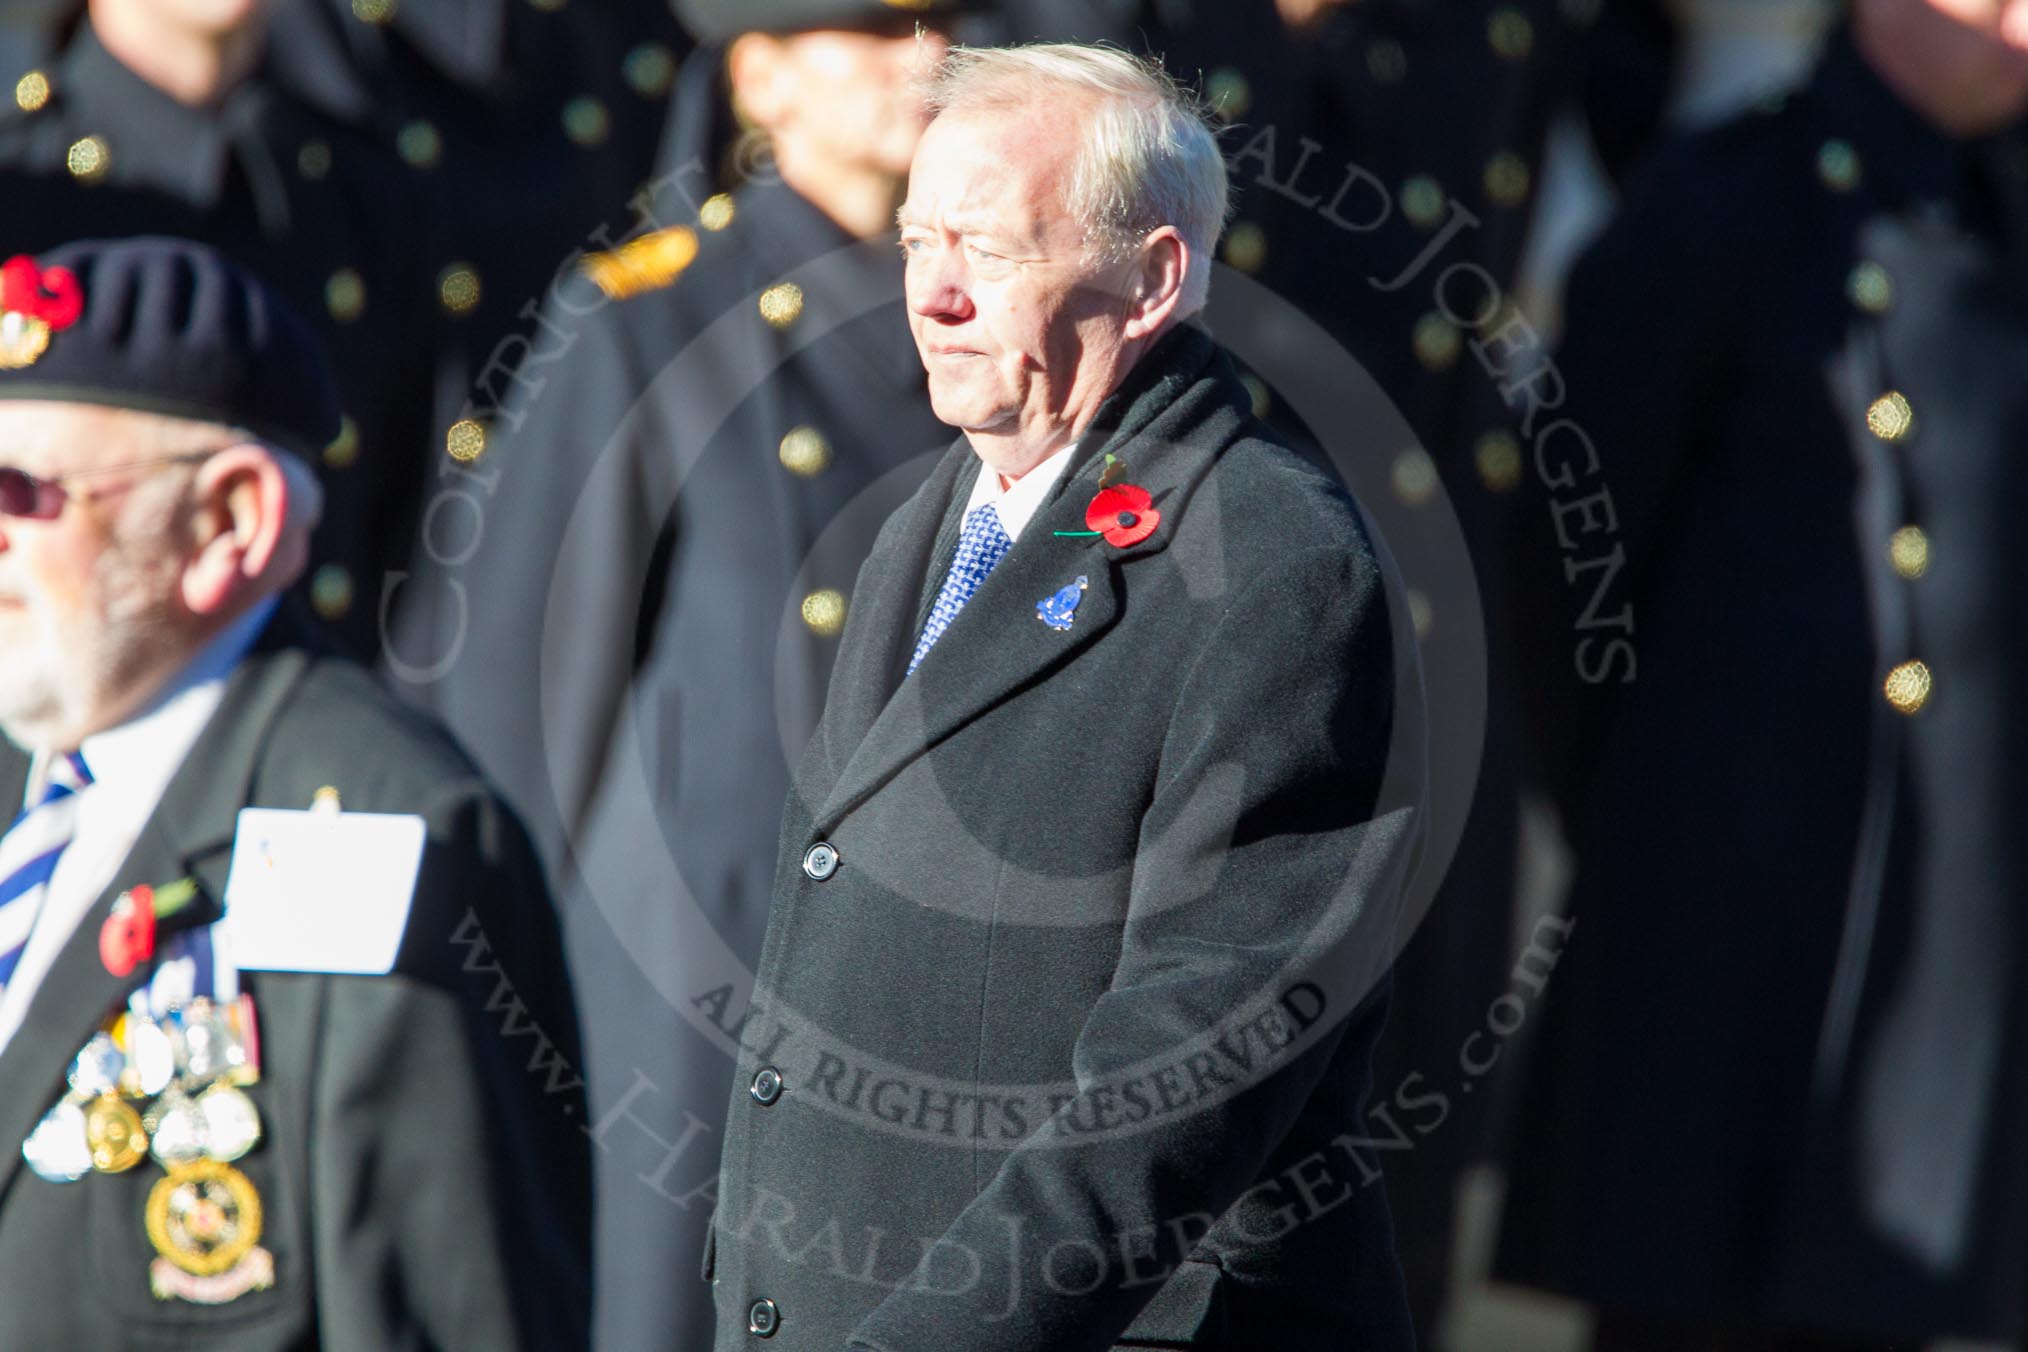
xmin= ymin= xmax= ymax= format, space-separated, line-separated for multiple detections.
xmin=0 ymin=237 xmax=589 ymax=1349
xmin=707 ymin=44 xmax=1424 ymax=1351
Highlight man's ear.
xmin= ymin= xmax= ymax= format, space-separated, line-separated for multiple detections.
xmin=180 ymin=443 xmax=290 ymax=617
xmin=1122 ymin=226 xmax=1189 ymax=341
xmin=727 ymin=32 xmax=788 ymax=134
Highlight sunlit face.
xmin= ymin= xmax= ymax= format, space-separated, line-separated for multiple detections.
xmin=760 ymin=28 xmax=951 ymax=181
xmin=98 ymin=0 xmax=271 ymax=38
xmin=898 ymin=108 xmax=1137 ymax=472
xmin=1858 ymin=0 xmax=2028 ymax=131
xmin=0 ymin=402 xmax=194 ymax=750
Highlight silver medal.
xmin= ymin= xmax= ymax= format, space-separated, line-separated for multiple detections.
xmin=66 ymin=1032 xmax=125 ymax=1099
xmin=122 ymin=1017 xmax=175 ymax=1098
xmin=22 ymin=1100 xmax=92 ymax=1183
xmin=148 ymin=1091 xmax=207 ymax=1166
xmin=196 ymin=1084 xmax=262 ymax=1162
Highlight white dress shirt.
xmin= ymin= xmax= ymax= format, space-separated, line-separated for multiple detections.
xmin=962 ymin=440 xmax=1079 ymax=545
xmin=0 ymin=598 xmax=274 ymax=1055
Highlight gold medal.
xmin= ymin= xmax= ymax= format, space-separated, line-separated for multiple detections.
xmin=145 ymin=1159 xmax=263 ymax=1277
xmin=84 ymin=1095 xmax=148 ymax=1173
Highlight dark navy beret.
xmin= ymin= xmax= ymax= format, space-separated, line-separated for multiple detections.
xmin=0 ymin=237 xmax=341 ymax=459
xmin=675 ymin=0 xmax=993 ymax=42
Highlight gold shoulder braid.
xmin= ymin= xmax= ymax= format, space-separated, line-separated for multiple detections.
xmin=580 ymin=226 xmax=700 ymax=301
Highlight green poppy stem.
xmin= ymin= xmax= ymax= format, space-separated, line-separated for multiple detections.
xmin=154 ymin=878 xmax=200 ymax=918
xmin=1052 ymin=530 xmax=1103 ymax=537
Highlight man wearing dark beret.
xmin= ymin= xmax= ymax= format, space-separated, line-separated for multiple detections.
xmin=0 ymin=236 xmax=590 ymax=1350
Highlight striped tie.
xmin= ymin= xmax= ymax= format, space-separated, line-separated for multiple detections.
xmin=0 ymin=752 xmax=93 ymax=992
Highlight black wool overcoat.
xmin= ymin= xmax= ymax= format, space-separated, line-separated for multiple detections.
xmin=709 ymin=326 xmax=1427 ymax=1352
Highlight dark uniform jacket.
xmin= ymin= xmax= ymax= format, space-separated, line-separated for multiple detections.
xmin=386 ymin=176 xmax=953 ymax=1351
xmin=709 ymin=326 xmax=1426 ymax=1352
xmin=0 ymin=610 xmax=590 ymax=1350
xmin=1497 ymin=32 xmax=2028 ymax=1342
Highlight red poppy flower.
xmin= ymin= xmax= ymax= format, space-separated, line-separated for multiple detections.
xmin=100 ymin=886 xmax=158 ymax=978
xmin=1085 ymin=483 xmax=1160 ymax=548
xmin=0 ymin=256 xmax=83 ymax=329
xmin=99 ymin=878 xmax=200 ymax=978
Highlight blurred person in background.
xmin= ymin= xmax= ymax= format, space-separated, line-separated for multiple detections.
xmin=1496 ymin=0 xmax=2028 ymax=1347
xmin=384 ymin=3 xmax=987 ymax=1347
xmin=0 ymin=0 xmax=688 ymax=659
xmin=0 ymin=236 xmax=586 ymax=1349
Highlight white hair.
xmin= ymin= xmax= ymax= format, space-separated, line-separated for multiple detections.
xmin=925 ymin=43 xmax=1232 ymax=314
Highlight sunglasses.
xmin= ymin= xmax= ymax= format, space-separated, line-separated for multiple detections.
xmin=0 ymin=448 xmax=224 ymax=520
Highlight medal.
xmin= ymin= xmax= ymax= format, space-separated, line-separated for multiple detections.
xmin=145 ymin=1159 xmax=275 ymax=1304
xmin=148 ymin=1091 xmax=207 ymax=1167
xmin=84 ymin=1095 xmax=148 ymax=1173
xmin=21 ymin=1100 xmax=92 ymax=1183
xmin=119 ymin=1016 xmax=175 ymax=1098
xmin=67 ymin=1031 xmax=125 ymax=1099
xmin=174 ymin=1001 xmax=243 ymax=1083
xmin=195 ymin=1084 xmax=262 ymax=1163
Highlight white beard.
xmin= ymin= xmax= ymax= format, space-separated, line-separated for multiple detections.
xmin=0 ymin=542 xmax=180 ymax=752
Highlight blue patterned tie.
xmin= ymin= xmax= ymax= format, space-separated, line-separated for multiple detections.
xmin=908 ymin=502 xmax=1013 ymax=676
xmin=0 ymin=752 xmax=92 ymax=992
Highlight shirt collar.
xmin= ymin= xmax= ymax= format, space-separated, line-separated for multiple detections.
xmin=61 ymin=21 xmax=275 ymax=219
xmin=42 ymin=597 xmax=277 ymax=805
xmin=963 ymin=440 xmax=1079 ymax=545
xmin=1811 ymin=26 xmax=2028 ymax=247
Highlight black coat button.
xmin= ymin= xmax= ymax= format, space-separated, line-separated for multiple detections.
xmin=750 ymin=1066 xmax=784 ymax=1105
xmin=802 ymin=842 xmax=839 ymax=881
xmin=748 ymin=1298 xmax=779 ymax=1337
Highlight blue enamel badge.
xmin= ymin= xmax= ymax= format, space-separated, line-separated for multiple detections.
xmin=1038 ymin=576 xmax=1088 ymax=631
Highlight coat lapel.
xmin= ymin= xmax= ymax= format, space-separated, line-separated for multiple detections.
xmin=810 ymin=327 xmax=1239 ymax=834
xmin=0 ymin=633 xmax=309 ymax=1204
xmin=799 ymin=443 xmax=973 ymax=808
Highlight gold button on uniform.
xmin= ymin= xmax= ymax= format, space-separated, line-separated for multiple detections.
xmin=1487 ymin=9 xmax=1535 ymax=60
xmin=1391 ymin=449 xmax=1440 ymax=506
xmin=699 ymin=194 xmax=736 ymax=232
xmin=15 ymin=70 xmax=50 ymax=113
xmin=624 ymin=44 xmax=677 ymax=99
xmin=447 ymin=419 xmax=488 ymax=464
xmin=1883 ymin=660 xmax=1931 ymax=715
xmin=1367 ymin=40 xmax=1407 ymax=83
xmin=778 ymin=426 xmax=831 ymax=477
xmin=1887 ymin=525 xmax=1928 ymax=579
xmin=397 ymin=120 xmax=442 ymax=170
xmin=1475 ymin=430 xmax=1522 ymax=492
xmin=1413 ymin=312 xmax=1461 ymax=371
xmin=759 ymin=282 xmax=804 ymax=328
xmin=801 ymin=589 xmax=847 ymax=638
xmin=1866 ymin=391 xmax=1914 ymax=442
xmin=324 ymin=416 xmax=360 ymax=470
xmin=351 ymin=0 xmax=395 ymax=21
xmin=326 ymin=269 xmax=366 ymax=323
xmin=1484 ymin=152 xmax=1531 ymax=207
xmin=1206 ymin=67 xmax=1251 ymax=120
xmin=1401 ymin=176 xmax=1446 ymax=230
xmin=562 ymin=97 xmax=610 ymax=148
xmin=310 ymin=564 xmax=355 ymax=620
xmin=297 ymin=139 xmax=332 ymax=181
xmin=1222 ymin=221 xmax=1267 ymax=275
xmin=1847 ymin=261 xmax=1893 ymax=314
xmin=1407 ymin=589 xmax=1434 ymax=640
xmin=66 ymin=135 xmax=110 ymax=182
xmin=437 ymin=263 xmax=481 ymax=316
xmin=1817 ymin=139 xmax=1862 ymax=193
